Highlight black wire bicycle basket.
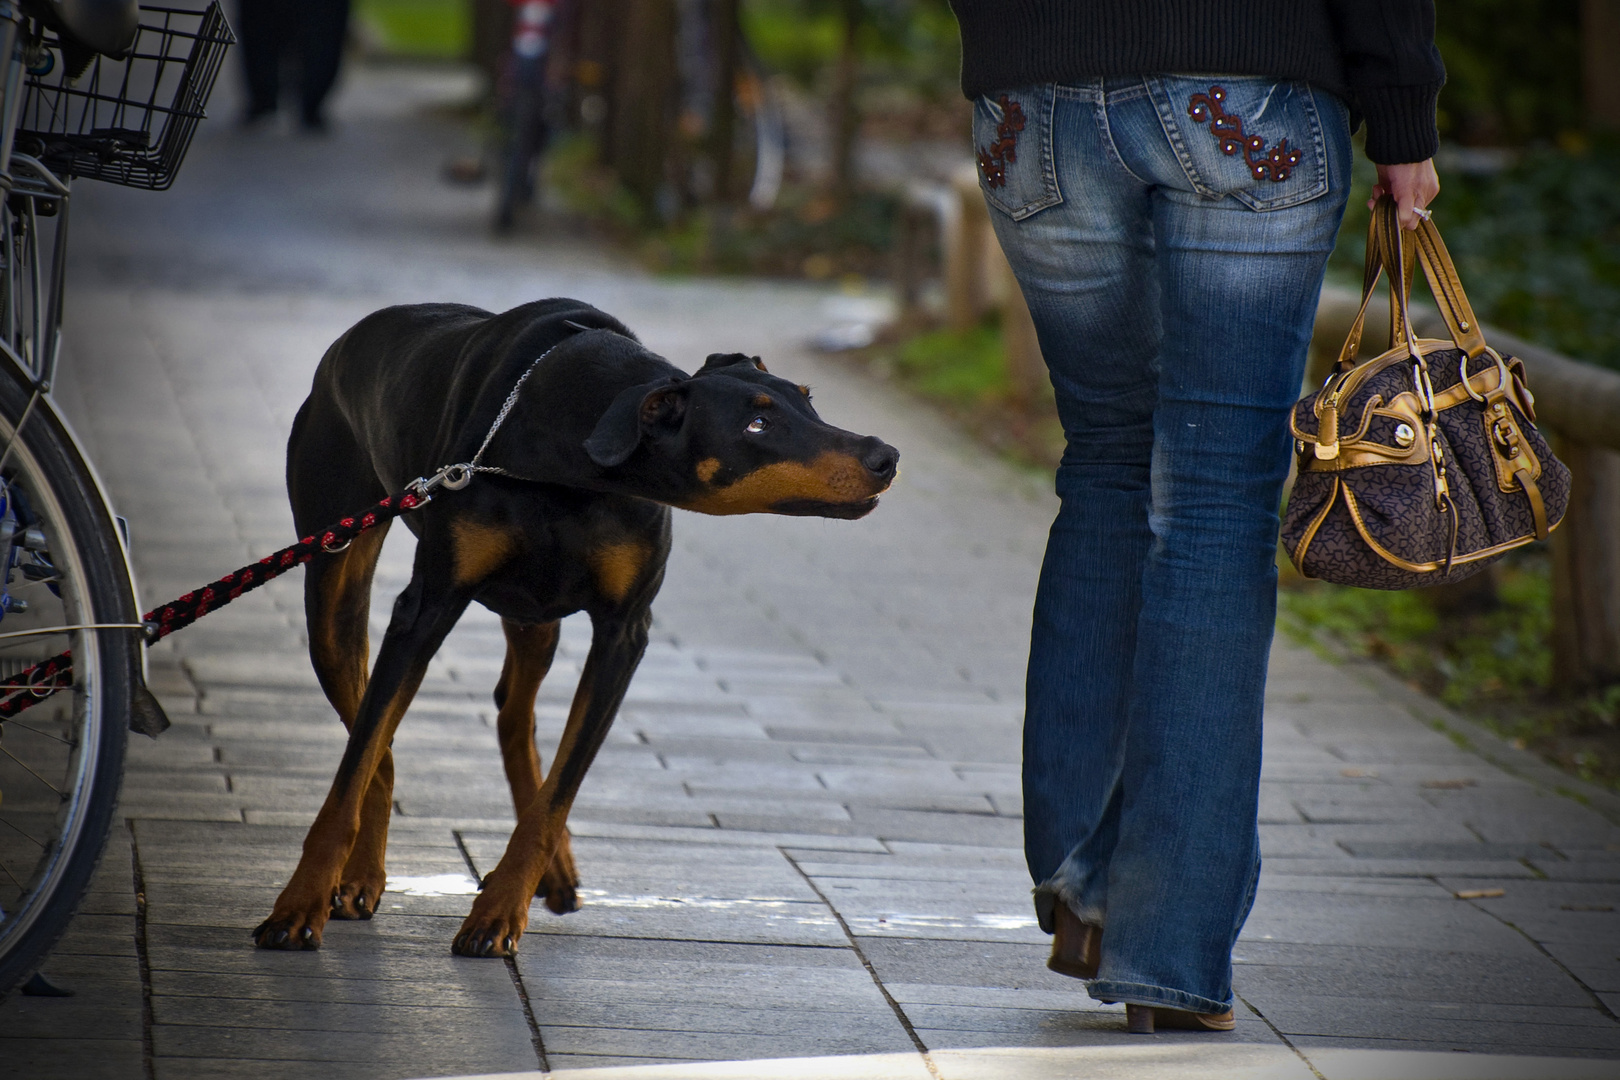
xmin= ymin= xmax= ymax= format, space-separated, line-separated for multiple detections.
xmin=16 ymin=2 xmax=234 ymax=191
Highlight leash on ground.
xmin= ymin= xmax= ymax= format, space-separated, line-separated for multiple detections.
xmin=0 ymin=343 xmax=571 ymax=721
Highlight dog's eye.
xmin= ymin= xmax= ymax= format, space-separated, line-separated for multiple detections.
xmin=746 ymin=416 xmax=770 ymax=434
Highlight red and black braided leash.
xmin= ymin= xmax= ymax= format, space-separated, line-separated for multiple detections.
xmin=0 ymin=487 xmax=430 ymax=720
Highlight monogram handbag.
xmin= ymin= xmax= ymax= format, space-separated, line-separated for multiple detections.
xmin=1281 ymin=197 xmax=1570 ymax=589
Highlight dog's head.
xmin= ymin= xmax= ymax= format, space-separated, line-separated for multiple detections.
xmin=584 ymin=352 xmax=898 ymax=519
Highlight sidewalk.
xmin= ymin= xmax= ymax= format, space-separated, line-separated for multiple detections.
xmin=0 ymin=63 xmax=1616 ymax=1080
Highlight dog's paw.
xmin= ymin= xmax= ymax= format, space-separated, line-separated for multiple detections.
xmin=251 ymin=909 xmax=324 ymax=950
xmin=451 ymin=915 xmax=524 ymax=957
xmin=330 ymin=875 xmax=385 ymax=920
xmin=537 ymin=839 xmax=580 ymax=915
xmin=538 ymin=877 xmax=579 ymax=915
xmin=452 ymin=886 xmax=530 ymax=958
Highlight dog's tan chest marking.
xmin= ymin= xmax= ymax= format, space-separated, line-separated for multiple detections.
xmin=683 ymin=451 xmax=874 ymax=515
xmin=589 ymin=541 xmax=652 ymax=603
xmin=452 ymin=520 xmax=518 ymax=586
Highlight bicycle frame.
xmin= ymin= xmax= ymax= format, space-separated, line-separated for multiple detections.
xmin=0 ymin=2 xmax=143 ymax=684
xmin=0 ymin=1 xmax=71 ymax=393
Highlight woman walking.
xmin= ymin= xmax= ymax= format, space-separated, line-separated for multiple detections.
xmin=947 ymin=2 xmax=1443 ymax=1032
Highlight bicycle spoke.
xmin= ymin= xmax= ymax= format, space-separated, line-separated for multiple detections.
xmin=0 ymin=813 xmax=43 ymax=848
xmin=2 ymin=721 xmax=70 ymax=745
xmin=0 ymin=858 xmax=24 ymax=892
xmin=0 ymin=388 xmax=38 ymax=476
xmin=5 ymin=574 xmax=64 ymax=592
xmin=0 ymin=742 xmax=63 ymax=798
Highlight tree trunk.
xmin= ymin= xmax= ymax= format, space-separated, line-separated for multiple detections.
xmin=828 ymin=0 xmax=860 ymax=203
xmin=709 ymin=0 xmax=740 ymax=201
xmin=608 ymin=0 xmax=679 ymax=216
xmin=1584 ymin=0 xmax=1620 ymax=129
xmin=573 ymin=0 xmax=624 ymax=149
xmin=947 ymin=171 xmax=992 ymax=332
xmin=1552 ymin=441 xmax=1620 ymax=691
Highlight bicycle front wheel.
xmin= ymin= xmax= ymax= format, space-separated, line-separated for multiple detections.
xmin=0 ymin=359 xmax=141 ymax=997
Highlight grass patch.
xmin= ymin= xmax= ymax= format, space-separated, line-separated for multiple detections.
xmin=893 ymin=323 xmax=1007 ymax=399
xmin=1279 ymin=552 xmax=1620 ymax=791
xmin=356 ymin=0 xmax=468 ymax=59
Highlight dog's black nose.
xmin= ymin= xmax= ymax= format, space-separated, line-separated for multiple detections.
xmin=860 ymin=439 xmax=899 ymax=481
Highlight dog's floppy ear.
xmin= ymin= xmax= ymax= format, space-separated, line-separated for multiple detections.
xmin=584 ymin=377 xmax=687 ymax=467
xmin=699 ymin=353 xmax=768 ymax=374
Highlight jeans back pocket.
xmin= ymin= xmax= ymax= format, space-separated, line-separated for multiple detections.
xmin=974 ymin=84 xmax=1063 ymax=221
xmin=1145 ymin=76 xmax=1331 ymax=212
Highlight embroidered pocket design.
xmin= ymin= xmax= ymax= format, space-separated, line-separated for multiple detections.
xmin=976 ymin=95 xmax=1026 ymax=188
xmin=1187 ymin=86 xmax=1302 ymax=182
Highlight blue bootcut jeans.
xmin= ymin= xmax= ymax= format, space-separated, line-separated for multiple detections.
xmin=975 ymin=76 xmax=1351 ymax=1013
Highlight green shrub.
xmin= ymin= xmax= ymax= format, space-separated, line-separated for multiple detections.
xmin=1434 ymin=0 xmax=1582 ymax=145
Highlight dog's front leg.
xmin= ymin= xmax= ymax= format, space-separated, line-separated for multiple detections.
xmin=492 ymin=618 xmax=580 ymax=913
xmin=254 ymin=574 xmax=472 ymax=949
xmin=453 ymin=610 xmax=651 ymax=957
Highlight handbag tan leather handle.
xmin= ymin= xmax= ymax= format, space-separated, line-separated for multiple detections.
xmin=1338 ymin=199 xmax=1420 ymax=371
xmin=1410 ymin=217 xmax=1489 ymax=358
xmin=1341 ymin=201 xmax=1419 ymax=372
xmin=1335 ymin=197 xmax=1489 ymax=371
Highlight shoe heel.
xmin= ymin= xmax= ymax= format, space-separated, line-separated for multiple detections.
xmin=1047 ymin=904 xmax=1102 ymax=980
xmin=1126 ymin=1004 xmax=1155 ymax=1034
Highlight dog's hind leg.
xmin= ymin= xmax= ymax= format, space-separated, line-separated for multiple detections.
xmin=256 ymin=553 xmax=473 ymax=950
xmin=453 ymin=610 xmax=650 ymax=957
xmin=289 ymin=388 xmax=400 ymax=921
xmin=304 ymin=523 xmax=395 ymax=920
xmin=492 ymin=618 xmax=579 ymax=914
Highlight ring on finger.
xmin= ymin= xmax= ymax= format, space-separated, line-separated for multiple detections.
xmin=1413 ymin=206 xmax=1432 ymax=221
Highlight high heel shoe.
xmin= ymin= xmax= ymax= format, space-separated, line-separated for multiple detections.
xmin=1125 ymin=1003 xmax=1236 ymax=1033
xmin=1046 ymin=902 xmax=1102 ymax=980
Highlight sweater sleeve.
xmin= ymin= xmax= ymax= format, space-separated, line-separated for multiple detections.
xmin=1325 ymin=0 xmax=1446 ymax=163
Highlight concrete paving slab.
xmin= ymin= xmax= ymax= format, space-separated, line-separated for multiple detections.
xmin=151 ymin=1021 xmax=538 ymax=1069
xmin=808 ymin=875 xmax=1042 ymax=943
xmin=1233 ymin=943 xmax=1596 ymax=1007
xmin=0 ymin=1038 xmax=146 ymax=1080
xmin=1248 ymin=994 xmax=1620 ymax=1051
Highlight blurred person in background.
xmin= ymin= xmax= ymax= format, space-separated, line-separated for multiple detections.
xmin=947 ymin=0 xmax=1442 ymax=1033
xmin=238 ymin=0 xmax=351 ymax=131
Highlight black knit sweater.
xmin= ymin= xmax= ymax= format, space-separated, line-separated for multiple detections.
xmin=949 ymin=0 xmax=1444 ymax=164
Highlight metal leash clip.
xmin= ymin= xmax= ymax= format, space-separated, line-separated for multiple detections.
xmin=406 ymin=462 xmax=475 ymax=503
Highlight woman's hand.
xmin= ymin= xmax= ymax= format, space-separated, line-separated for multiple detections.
xmin=1370 ymin=160 xmax=1440 ymax=230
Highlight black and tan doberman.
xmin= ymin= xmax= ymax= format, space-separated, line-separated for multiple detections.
xmin=255 ymin=298 xmax=898 ymax=956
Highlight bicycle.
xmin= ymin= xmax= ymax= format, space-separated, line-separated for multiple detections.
xmin=0 ymin=0 xmax=231 ymax=996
